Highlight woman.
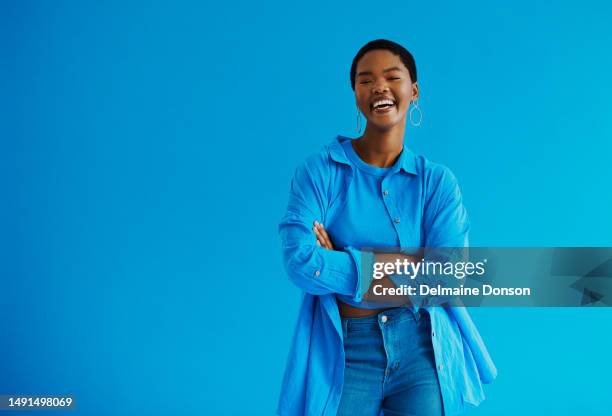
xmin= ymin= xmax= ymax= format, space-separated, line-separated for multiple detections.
xmin=277 ymin=39 xmax=496 ymax=416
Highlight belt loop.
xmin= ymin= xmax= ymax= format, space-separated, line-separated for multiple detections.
xmin=342 ymin=318 xmax=348 ymax=336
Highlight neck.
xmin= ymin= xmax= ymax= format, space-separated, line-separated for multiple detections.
xmin=354 ymin=123 xmax=406 ymax=168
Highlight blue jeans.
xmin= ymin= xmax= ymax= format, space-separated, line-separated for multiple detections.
xmin=337 ymin=307 xmax=444 ymax=416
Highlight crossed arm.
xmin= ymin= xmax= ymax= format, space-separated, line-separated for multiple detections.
xmin=280 ymin=158 xmax=468 ymax=303
xmin=312 ymin=220 xmax=415 ymax=303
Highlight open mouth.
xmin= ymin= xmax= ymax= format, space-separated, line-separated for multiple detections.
xmin=371 ymin=98 xmax=396 ymax=114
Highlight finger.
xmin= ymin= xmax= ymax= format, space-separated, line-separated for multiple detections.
xmin=314 ymin=220 xmax=334 ymax=250
xmin=315 ymin=222 xmax=330 ymax=245
xmin=321 ymin=235 xmax=333 ymax=250
xmin=312 ymin=225 xmax=321 ymax=237
xmin=314 ymin=229 xmax=330 ymax=250
xmin=316 ymin=224 xmax=334 ymax=250
xmin=318 ymin=236 xmax=330 ymax=250
xmin=312 ymin=226 xmax=327 ymax=246
xmin=312 ymin=224 xmax=332 ymax=250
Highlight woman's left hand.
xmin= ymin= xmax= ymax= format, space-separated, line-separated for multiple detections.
xmin=313 ymin=221 xmax=335 ymax=250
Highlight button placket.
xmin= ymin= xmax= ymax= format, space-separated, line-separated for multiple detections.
xmin=381 ymin=181 xmax=397 ymax=222
xmin=381 ymin=177 xmax=406 ymax=246
xmin=381 ymin=179 xmax=390 ymax=199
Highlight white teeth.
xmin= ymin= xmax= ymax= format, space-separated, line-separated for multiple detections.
xmin=373 ymin=99 xmax=395 ymax=109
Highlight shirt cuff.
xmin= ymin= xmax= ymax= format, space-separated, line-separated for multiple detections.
xmin=344 ymin=246 xmax=376 ymax=303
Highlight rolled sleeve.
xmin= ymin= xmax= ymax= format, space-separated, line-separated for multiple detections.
xmin=279 ymin=158 xmax=372 ymax=297
xmin=344 ymin=246 xmax=376 ymax=302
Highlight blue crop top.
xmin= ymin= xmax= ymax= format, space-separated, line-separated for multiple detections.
xmin=332 ymin=139 xmax=409 ymax=309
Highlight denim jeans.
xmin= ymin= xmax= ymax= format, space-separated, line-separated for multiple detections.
xmin=337 ymin=307 xmax=444 ymax=416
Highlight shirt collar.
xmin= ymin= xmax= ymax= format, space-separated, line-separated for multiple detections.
xmin=328 ymin=135 xmax=418 ymax=175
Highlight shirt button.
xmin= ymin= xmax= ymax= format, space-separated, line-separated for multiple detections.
xmin=314 ymin=270 xmax=321 ymax=276
xmin=438 ymin=364 xmax=444 ymax=371
xmin=383 ymin=190 xmax=389 ymax=196
xmin=432 ymin=330 xmax=435 ymax=337
xmin=381 ymin=315 xmax=388 ymax=323
xmin=394 ymin=217 xmax=401 ymax=224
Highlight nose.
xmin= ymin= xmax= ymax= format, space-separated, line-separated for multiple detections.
xmin=372 ymin=78 xmax=390 ymax=93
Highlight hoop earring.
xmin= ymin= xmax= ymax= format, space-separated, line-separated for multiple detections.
xmin=409 ymin=99 xmax=422 ymax=127
xmin=356 ymin=106 xmax=363 ymax=133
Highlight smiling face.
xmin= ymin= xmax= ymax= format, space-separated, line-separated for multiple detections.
xmin=354 ymin=49 xmax=419 ymax=131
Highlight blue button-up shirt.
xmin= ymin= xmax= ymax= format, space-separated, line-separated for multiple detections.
xmin=277 ymin=135 xmax=497 ymax=416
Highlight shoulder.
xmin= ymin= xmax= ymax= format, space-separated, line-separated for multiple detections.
xmin=293 ymin=145 xmax=334 ymax=181
xmin=289 ymin=140 xmax=343 ymax=198
xmin=414 ymin=153 xmax=461 ymax=194
xmin=293 ymin=136 xmax=347 ymax=181
xmin=301 ymin=146 xmax=333 ymax=171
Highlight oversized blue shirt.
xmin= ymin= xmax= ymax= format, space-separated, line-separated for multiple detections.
xmin=277 ymin=135 xmax=497 ymax=416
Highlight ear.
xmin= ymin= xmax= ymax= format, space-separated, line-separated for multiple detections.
xmin=411 ymin=82 xmax=420 ymax=102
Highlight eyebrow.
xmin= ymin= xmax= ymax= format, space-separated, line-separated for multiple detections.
xmin=357 ymin=66 xmax=403 ymax=77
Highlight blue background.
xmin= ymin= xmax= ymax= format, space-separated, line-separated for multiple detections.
xmin=3 ymin=1 xmax=612 ymax=415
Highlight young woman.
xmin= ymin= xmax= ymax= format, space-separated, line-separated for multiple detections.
xmin=277 ymin=39 xmax=497 ymax=416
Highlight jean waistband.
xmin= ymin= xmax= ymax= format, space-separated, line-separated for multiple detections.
xmin=341 ymin=307 xmax=426 ymax=332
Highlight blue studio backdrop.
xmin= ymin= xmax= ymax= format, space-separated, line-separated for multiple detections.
xmin=3 ymin=1 xmax=612 ymax=415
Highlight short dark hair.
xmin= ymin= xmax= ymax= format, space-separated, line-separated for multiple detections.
xmin=350 ymin=39 xmax=417 ymax=90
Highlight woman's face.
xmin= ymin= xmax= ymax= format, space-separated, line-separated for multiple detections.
xmin=354 ymin=49 xmax=418 ymax=130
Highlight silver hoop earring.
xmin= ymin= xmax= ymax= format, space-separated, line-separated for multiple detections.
xmin=409 ymin=99 xmax=422 ymax=127
xmin=356 ymin=106 xmax=363 ymax=133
